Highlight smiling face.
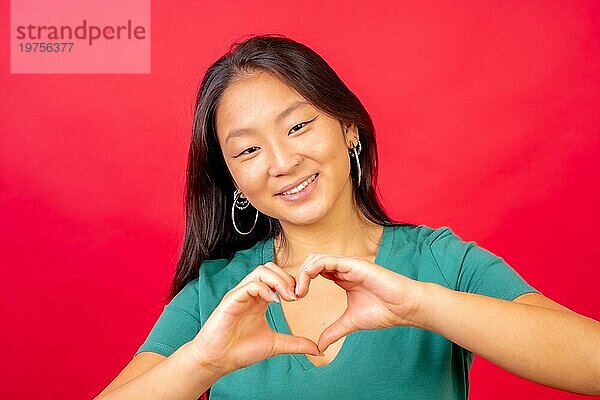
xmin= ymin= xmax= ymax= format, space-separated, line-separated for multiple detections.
xmin=215 ymin=70 xmax=360 ymax=228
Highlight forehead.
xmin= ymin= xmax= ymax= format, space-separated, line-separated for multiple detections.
xmin=215 ymin=71 xmax=310 ymax=141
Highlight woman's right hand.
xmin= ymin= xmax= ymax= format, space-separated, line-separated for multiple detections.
xmin=188 ymin=262 xmax=322 ymax=375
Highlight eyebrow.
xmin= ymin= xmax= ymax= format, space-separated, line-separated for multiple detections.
xmin=225 ymin=100 xmax=309 ymax=144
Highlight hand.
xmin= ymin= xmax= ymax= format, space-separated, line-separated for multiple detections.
xmin=190 ymin=262 xmax=321 ymax=375
xmin=294 ymin=254 xmax=426 ymax=353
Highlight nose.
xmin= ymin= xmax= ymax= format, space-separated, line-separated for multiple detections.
xmin=267 ymin=141 xmax=301 ymax=177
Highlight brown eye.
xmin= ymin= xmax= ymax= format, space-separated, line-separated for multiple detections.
xmin=289 ymin=122 xmax=307 ymax=134
xmin=235 ymin=146 xmax=259 ymax=158
xmin=289 ymin=116 xmax=318 ymax=135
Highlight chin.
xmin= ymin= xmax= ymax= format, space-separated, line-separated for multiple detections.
xmin=279 ymin=206 xmax=330 ymax=227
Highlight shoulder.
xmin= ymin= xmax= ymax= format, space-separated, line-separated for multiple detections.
xmin=395 ymin=223 xmax=493 ymax=266
xmin=196 ymin=240 xmax=267 ymax=322
xmin=387 ymin=223 xmax=467 ymax=280
xmin=198 ymin=239 xmax=267 ymax=293
xmin=377 ymin=223 xmax=463 ymax=289
xmin=389 ymin=223 xmax=456 ymax=251
xmin=382 ymin=223 xmax=459 ymax=267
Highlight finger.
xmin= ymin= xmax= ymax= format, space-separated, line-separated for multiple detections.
xmin=294 ymin=253 xmax=321 ymax=298
xmin=316 ymin=310 xmax=356 ymax=353
xmin=271 ymin=332 xmax=322 ymax=357
xmin=296 ymin=255 xmax=353 ymax=297
xmin=262 ymin=262 xmax=298 ymax=300
xmin=295 ymin=253 xmax=322 ymax=279
xmin=229 ymin=280 xmax=279 ymax=305
xmin=237 ymin=265 xmax=297 ymax=301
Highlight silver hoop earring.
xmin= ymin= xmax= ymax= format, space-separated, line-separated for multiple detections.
xmin=348 ymin=138 xmax=362 ymax=187
xmin=232 ymin=189 xmax=258 ymax=235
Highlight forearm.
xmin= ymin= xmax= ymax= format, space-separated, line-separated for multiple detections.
xmin=412 ymin=283 xmax=600 ymax=395
xmin=95 ymin=342 xmax=224 ymax=400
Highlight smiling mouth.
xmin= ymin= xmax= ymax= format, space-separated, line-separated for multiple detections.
xmin=276 ymin=173 xmax=319 ymax=196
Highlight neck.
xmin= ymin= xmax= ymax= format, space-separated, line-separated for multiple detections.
xmin=273 ymin=182 xmax=384 ymax=275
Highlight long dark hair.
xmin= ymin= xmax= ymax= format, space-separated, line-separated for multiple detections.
xmin=167 ymin=33 xmax=415 ymax=301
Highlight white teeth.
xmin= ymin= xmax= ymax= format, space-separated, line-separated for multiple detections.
xmin=280 ymin=174 xmax=317 ymax=195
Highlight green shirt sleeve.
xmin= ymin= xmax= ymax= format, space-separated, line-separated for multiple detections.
xmin=135 ymin=278 xmax=201 ymax=357
xmin=427 ymin=226 xmax=541 ymax=300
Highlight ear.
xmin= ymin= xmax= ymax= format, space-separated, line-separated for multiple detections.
xmin=342 ymin=123 xmax=359 ymax=148
xmin=235 ymin=187 xmax=247 ymax=198
xmin=232 ymin=181 xmax=245 ymax=198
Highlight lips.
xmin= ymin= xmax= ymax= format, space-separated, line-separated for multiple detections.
xmin=276 ymin=173 xmax=319 ymax=195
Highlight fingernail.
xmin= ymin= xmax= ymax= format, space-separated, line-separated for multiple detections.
xmin=314 ymin=353 xmax=325 ymax=357
xmin=287 ymin=288 xmax=297 ymax=300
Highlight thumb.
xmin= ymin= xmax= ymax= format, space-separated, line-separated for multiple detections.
xmin=272 ymin=333 xmax=321 ymax=356
xmin=317 ymin=312 xmax=356 ymax=352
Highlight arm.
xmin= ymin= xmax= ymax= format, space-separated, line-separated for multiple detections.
xmin=412 ymin=283 xmax=600 ymax=395
xmin=94 ymin=342 xmax=224 ymax=400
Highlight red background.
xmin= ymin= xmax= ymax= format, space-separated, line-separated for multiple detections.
xmin=1 ymin=1 xmax=599 ymax=399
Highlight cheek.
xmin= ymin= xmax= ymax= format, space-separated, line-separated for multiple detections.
xmin=304 ymin=129 xmax=346 ymax=161
xmin=232 ymin=165 xmax=263 ymax=196
xmin=313 ymin=134 xmax=350 ymax=170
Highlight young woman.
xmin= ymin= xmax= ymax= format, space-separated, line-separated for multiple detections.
xmin=95 ymin=34 xmax=600 ymax=399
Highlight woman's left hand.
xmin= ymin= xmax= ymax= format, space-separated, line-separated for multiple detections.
xmin=294 ymin=254 xmax=427 ymax=353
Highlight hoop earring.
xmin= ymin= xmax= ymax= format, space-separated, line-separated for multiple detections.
xmin=348 ymin=138 xmax=362 ymax=187
xmin=231 ymin=189 xmax=258 ymax=235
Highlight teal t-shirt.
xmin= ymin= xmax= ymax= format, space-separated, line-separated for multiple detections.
xmin=136 ymin=224 xmax=540 ymax=399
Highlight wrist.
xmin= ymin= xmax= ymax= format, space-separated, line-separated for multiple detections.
xmin=184 ymin=340 xmax=230 ymax=379
xmin=404 ymin=281 xmax=446 ymax=331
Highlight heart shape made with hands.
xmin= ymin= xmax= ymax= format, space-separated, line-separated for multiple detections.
xmin=276 ymin=271 xmax=351 ymax=360
xmin=270 ymin=253 xmax=412 ymax=357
